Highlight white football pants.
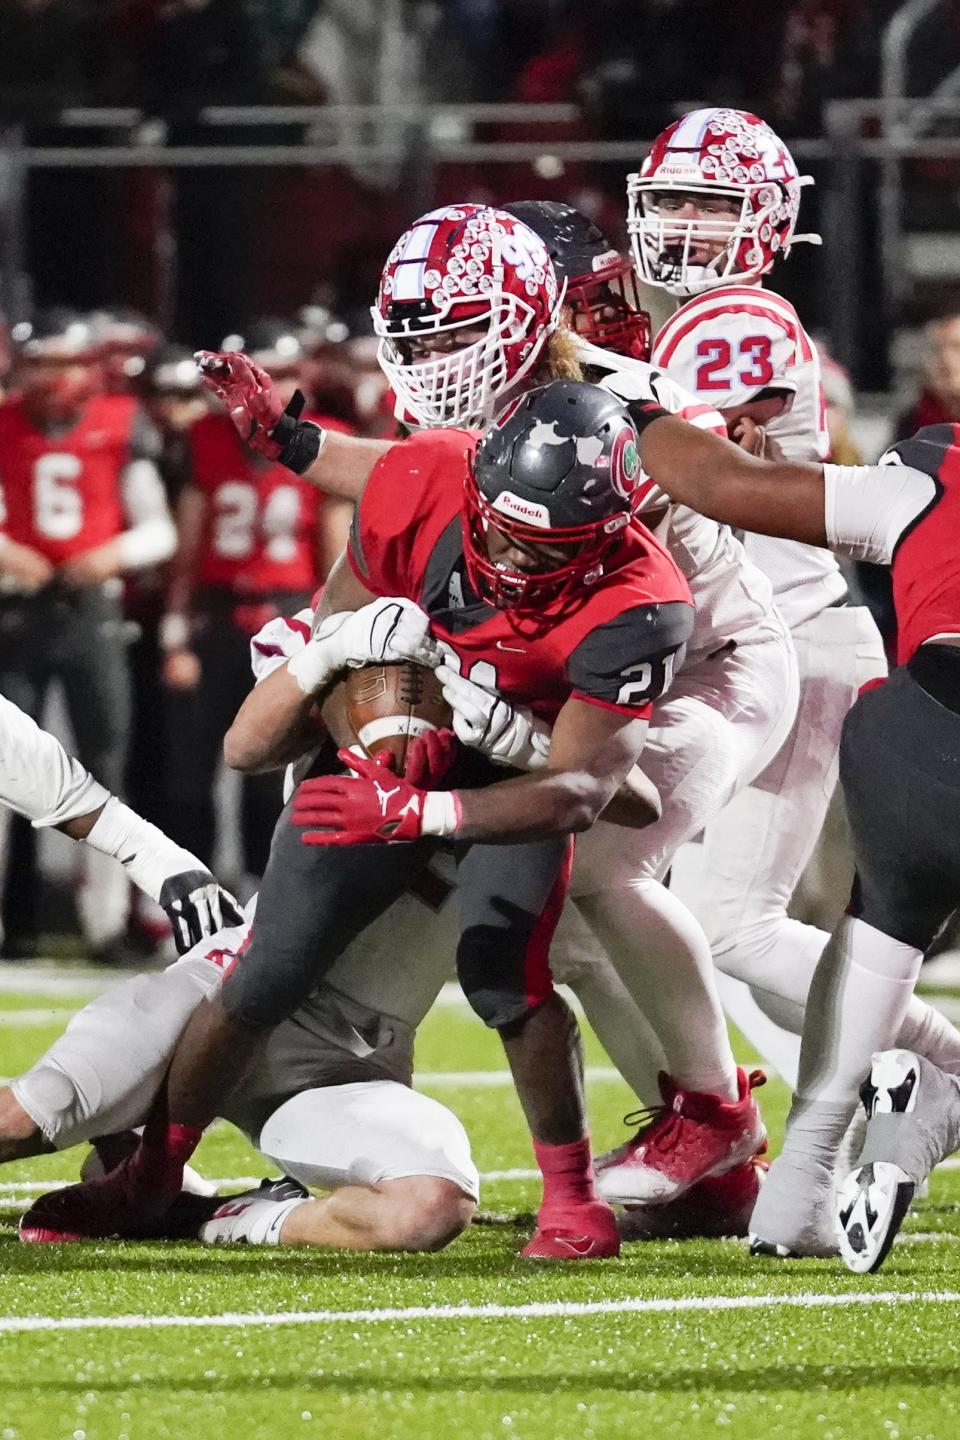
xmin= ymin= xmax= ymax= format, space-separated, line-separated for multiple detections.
xmin=673 ymin=604 xmax=888 ymax=1083
xmin=555 ymin=609 xmax=799 ymax=1102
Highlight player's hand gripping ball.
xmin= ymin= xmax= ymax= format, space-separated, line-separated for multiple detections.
xmin=344 ymin=661 xmax=453 ymax=776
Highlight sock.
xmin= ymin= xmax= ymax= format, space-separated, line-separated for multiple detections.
xmin=714 ymin=971 xmax=801 ymax=1089
xmin=797 ymin=915 xmax=923 ymax=1109
xmin=533 ymin=1137 xmax=598 ymax=1216
xmin=131 ymin=1119 xmax=204 ymax=1198
xmin=579 ymin=878 xmax=739 ymax=1101
xmin=896 ymin=995 xmax=960 ymax=1075
xmin=749 ymin=1096 xmax=850 ymax=1253
xmin=200 ymin=1195 xmax=306 ymax=1246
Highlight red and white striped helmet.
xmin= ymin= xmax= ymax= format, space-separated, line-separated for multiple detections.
xmin=627 ymin=108 xmax=820 ymax=296
xmin=373 ymin=204 xmax=563 ymax=429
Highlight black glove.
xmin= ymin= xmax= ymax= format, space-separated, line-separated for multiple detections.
xmin=158 ymin=869 xmax=245 ymax=955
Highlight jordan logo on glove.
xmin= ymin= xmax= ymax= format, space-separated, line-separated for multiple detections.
xmin=292 ymin=749 xmax=460 ymax=846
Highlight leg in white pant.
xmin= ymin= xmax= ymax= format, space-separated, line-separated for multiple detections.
xmin=676 ymin=607 xmax=887 ymax=1075
xmin=750 ymin=916 xmax=924 ymax=1254
xmin=559 ymin=617 xmax=798 ymax=1102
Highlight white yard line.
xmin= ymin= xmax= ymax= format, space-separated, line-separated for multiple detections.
xmin=415 ymin=1067 xmax=621 ymax=1088
xmin=0 ymin=1168 xmax=542 ymax=1196
xmin=0 ymin=1289 xmax=959 ymax=1336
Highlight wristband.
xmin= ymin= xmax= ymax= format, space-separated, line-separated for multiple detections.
xmin=420 ymin=789 xmax=461 ymax=838
xmin=85 ymin=796 xmax=206 ymax=902
xmin=287 ymin=624 xmax=343 ymax=695
xmin=270 ymin=391 xmax=327 ymax=476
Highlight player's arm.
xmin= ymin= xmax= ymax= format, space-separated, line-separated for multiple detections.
xmin=292 ymin=601 xmax=690 ymax=846
xmin=160 ymin=483 xmax=207 ymax=689
xmin=0 ymin=695 xmax=241 ymax=950
xmin=452 ymin=697 xmax=650 ymax=843
xmin=195 ymin=350 xmax=393 ymax=502
xmin=316 ymin=496 xmax=355 ymax=579
xmin=435 ymin=661 xmax=660 ymax=826
xmin=636 ymin=413 xmax=829 ymax=545
xmin=292 ymin=697 xmax=651 ymax=846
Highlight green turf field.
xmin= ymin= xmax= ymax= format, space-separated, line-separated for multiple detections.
xmin=1 ymin=968 xmax=959 ymax=1440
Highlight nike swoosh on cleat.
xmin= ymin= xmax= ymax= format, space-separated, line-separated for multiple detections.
xmin=552 ymin=1235 xmax=599 ymax=1256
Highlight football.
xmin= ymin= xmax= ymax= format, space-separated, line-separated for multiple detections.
xmin=343 ymin=661 xmax=452 ymax=774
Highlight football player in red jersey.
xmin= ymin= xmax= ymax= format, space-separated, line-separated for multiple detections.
xmin=23 ymin=381 xmax=697 ymax=1259
xmin=195 ymin=206 xmax=778 ymax=1221
xmin=160 ymin=319 xmax=353 ymax=883
xmin=0 ymin=309 xmax=177 ymax=961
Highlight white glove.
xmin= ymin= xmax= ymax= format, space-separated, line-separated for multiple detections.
xmin=436 ymin=661 xmax=551 ymax=770
xmin=288 ymin=598 xmax=440 ymax=695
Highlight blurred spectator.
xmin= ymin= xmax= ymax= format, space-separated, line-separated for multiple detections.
xmin=139 ymin=0 xmax=266 ymax=125
xmin=581 ymin=0 xmax=743 ymax=137
xmin=769 ymin=0 xmax=879 ymax=136
xmin=160 ymin=321 xmax=351 ymax=892
xmin=0 ymin=309 xmax=176 ymax=960
xmin=816 ymin=335 xmax=864 ymax=465
xmin=847 ymin=306 xmax=960 ymax=663
xmin=896 ymin=307 xmax=960 ymax=436
xmin=244 ymin=0 xmax=321 ymax=75
xmin=123 ymin=344 xmax=208 ymax=948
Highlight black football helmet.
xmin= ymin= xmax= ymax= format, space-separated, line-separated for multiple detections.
xmin=464 ymin=379 xmax=643 ymax=611
xmin=502 ymin=201 xmax=651 ymax=362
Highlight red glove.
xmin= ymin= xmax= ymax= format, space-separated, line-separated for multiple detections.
xmin=292 ymin=749 xmax=461 ymax=846
xmin=404 ymin=727 xmax=461 ymax=789
xmin=194 ymin=350 xmax=288 ymax=460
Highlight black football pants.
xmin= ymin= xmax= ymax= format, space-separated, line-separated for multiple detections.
xmin=222 ymin=780 xmax=570 ymax=1032
xmin=841 ymin=645 xmax=960 ymax=951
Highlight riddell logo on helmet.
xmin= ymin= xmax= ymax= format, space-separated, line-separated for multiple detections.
xmin=492 ymin=492 xmax=551 ymax=527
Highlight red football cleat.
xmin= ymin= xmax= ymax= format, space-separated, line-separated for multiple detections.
xmin=521 ymin=1200 xmax=620 ymax=1260
xmin=18 ymin=1130 xmax=191 ymax=1244
xmin=596 ymin=1068 xmax=767 ymax=1206
xmin=618 ymin=1151 xmax=768 ymax=1242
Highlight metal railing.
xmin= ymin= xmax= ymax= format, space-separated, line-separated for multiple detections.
xmin=4 ymin=82 xmax=960 ymax=378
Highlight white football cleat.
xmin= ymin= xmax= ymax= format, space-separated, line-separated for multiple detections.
xmin=836 ymin=1049 xmax=960 ymax=1274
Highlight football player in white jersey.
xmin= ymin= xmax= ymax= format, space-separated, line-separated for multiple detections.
xmin=629 ymin=108 xmax=888 ymax=1082
xmin=0 ymin=692 xmax=242 ymax=953
xmin=12 ymin=892 xmax=478 ymax=1252
xmin=10 ymin=644 xmax=477 ymax=1251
